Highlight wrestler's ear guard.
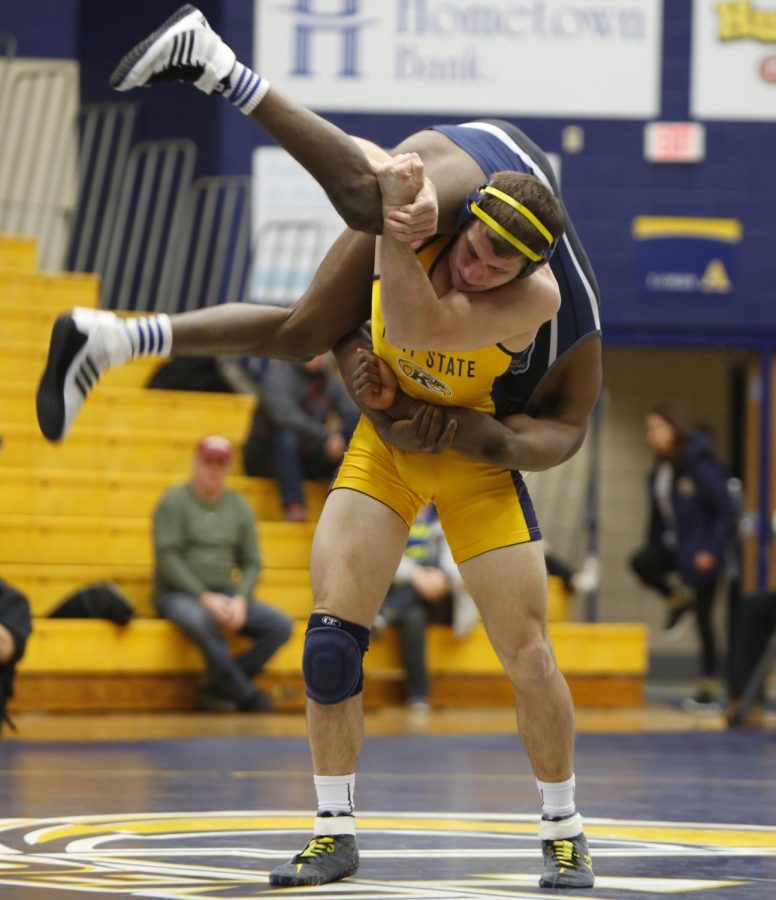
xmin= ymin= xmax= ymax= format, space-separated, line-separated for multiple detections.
xmin=458 ymin=182 xmax=559 ymax=278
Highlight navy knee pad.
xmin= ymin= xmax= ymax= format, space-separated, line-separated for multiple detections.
xmin=303 ymin=613 xmax=371 ymax=705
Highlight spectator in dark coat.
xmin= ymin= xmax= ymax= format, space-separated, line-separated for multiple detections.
xmin=629 ymin=403 xmax=736 ymax=710
xmin=242 ymin=355 xmax=358 ymax=521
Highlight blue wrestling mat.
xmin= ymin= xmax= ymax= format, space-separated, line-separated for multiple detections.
xmin=0 ymin=731 xmax=773 ymax=898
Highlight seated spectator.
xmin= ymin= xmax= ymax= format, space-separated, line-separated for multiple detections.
xmin=373 ymin=504 xmax=474 ymax=710
xmin=544 ymin=547 xmax=600 ymax=600
xmin=242 ymin=355 xmax=358 ymax=521
xmin=153 ymin=435 xmax=292 ymax=712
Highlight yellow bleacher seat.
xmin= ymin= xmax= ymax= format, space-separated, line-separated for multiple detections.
xmin=1 ymin=303 xmax=66 ymax=342
xmin=0 ymin=341 xmax=160 ymax=387
xmin=3 ymin=563 xmax=313 ymax=618
xmin=0 ymin=270 xmax=99 ymax=311
xmin=0 ymin=469 xmax=327 ymax=521
xmin=0 ymin=514 xmax=315 ymax=568
xmin=19 ymin=619 xmax=647 ymax=678
xmin=0 ymin=423 xmax=250 ymax=473
xmin=0 ymin=235 xmax=38 ymax=273
xmin=0 ymin=381 xmax=256 ymax=433
xmin=13 ymin=618 xmax=648 ymax=711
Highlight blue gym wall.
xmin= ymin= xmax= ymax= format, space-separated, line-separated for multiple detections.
xmin=5 ymin=0 xmax=775 ymax=346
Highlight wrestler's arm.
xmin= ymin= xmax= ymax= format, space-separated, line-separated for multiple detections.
xmin=443 ymin=336 xmax=602 ymax=470
xmin=248 ymin=83 xmax=484 ymax=236
xmin=248 ymin=89 xmax=443 ymax=238
xmin=248 ymin=91 xmax=383 ymax=233
xmin=338 ymin=334 xmax=602 ymax=472
xmin=169 ymin=132 xmax=483 ymax=361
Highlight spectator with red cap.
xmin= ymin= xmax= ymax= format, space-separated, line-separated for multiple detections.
xmin=152 ymin=435 xmax=292 ymax=712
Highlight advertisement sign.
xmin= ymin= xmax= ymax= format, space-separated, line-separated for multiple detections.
xmin=255 ymin=0 xmax=662 ymax=118
xmin=632 ymin=216 xmax=742 ymax=296
xmin=691 ymin=1 xmax=776 ymax=120
xmin=250 ymin=147 xmax=347 ymax=304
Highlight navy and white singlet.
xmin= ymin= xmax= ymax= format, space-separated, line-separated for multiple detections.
xmin=430 ymin=120 xmax=601 ymax=417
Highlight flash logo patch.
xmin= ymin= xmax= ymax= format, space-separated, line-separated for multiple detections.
xmin=398 ymin=358 xmax=453 ymax=397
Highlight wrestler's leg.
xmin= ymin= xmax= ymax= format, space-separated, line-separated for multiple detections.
xmin=268 ymin=487 xmax=409 ymax=888
xmin=460 ymin=541 xmax=594 ymax=889
xmin=36 ymin=228 xmax=374 ymax=441
xmin=171 ymin=229 xmax=375 ymax=359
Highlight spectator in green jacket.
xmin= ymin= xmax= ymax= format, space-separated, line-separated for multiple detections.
xmin=153 ymin=435 xmax=292 ymax=712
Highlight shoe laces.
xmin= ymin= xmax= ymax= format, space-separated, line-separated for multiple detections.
xmin=297 ymin=837 xmax=336 ymax=860
xmin=547 ymin=838 xmax=575 ymax=866
xmin=547 ymin=837 xmax=591 ymax=870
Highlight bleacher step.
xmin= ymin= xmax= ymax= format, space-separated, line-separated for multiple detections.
xmin=1 ymin=423 xmax=253 ymax=473
xmin=0 ymin=381 xmax=256 ymax=433
xmin=0 ymin=270 xmax=99 ymax=311
xmin=13 ymin=619 xmax=648 ymax=711
xmin=0 ymin=235 xmax=38 ymax=273
xmin=3 ymin=565 xmax=569 ymax=621
xmin=0 ymin=514 xmax=315 ymax=568
xmin=0 ymin=469 xmax=328 ymax=521
xmin=0 ymin=341 xmax=160 ymax=387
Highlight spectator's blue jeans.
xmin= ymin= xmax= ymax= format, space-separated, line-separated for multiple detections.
xmin=155 ymin=592 xmax=292 ymax=704
xmin=272 ymin=429 xmax=307 ymax=508
xmin=271 ymin=429 xmax=339 ymax=508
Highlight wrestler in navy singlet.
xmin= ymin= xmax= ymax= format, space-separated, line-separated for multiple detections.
xmin=429 ymin=120 xmax=601 ymax=417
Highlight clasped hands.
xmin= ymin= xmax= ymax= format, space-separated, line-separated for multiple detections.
xmin=200 ymin=591 xmax=247 ymax=632
xmin=353 ymin=348 xmax=457 ymax=454
xmin=378 ymin=152 xmax=437 ymax=246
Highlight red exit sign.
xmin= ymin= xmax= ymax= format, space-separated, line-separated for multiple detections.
xmin=644 ymin=122 xmax=706 ymax=164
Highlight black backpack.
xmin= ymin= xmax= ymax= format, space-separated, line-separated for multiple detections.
xmin=48 ymin=582 xmax=134 ymax=626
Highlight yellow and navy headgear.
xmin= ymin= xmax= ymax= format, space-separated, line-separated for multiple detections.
xmin=463 ymin=181 xmax=559 ymax=278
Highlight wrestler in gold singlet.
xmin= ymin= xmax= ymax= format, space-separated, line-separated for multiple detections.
xmin=332 ymin=235 xmax=541 ymax=563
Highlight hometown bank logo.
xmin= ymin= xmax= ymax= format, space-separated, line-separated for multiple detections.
xmin=0 ymin=810 xmax=772 ymax=897
xmin=287 ymin=0 xmax=376 ymax=77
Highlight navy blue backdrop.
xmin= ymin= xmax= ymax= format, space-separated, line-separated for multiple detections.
xmin=4 ymin=0 xmax=776 ymax=346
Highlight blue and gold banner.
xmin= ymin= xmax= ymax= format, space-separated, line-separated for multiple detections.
xmin=632 ymin=216 xmax=742 ymax=295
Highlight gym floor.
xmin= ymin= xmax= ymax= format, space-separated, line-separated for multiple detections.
xmin=0 ymin=704 xmax=773 ymax=899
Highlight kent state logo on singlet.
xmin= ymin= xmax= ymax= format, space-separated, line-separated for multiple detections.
xmin=371 ymin=236 xmax=517 ymax=415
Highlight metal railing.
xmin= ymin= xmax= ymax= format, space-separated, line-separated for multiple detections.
xmin=0 ymin=62 xmax=77 ymax=269
xmin=66 ymin=103 xmax=137 ymax=275
xmin=0 ymin=33 xmax=16 ymax=127
xmin=101 ymin=140 xmax=196 ymax=311
xmin=248 ymin=219 xmax=328 ymax=307
xmin=162 ymin=175 xmax=252 ymax=313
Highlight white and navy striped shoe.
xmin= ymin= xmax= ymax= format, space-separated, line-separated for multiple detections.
xmin=109 ymin=4 xmax=235 ymax=95
xmin=36 ymin=308 xmax=132 ymax=442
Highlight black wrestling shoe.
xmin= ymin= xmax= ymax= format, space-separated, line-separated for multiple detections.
xmin=269 ymin=833 xmax=359 ymax=887
xmin=540 ymin=831 xmax=594 ymax=889
xmin=109 ymin=4 xmax=235 ymax=95
xmin=36 ymin=307 xmax=132 ymax=442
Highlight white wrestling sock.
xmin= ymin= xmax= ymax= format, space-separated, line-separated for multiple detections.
xmin=539 ymin=811 xmax=584 ymax=840
xmin=222 ymin=61 xmax=270 ymax=115
xmin=125 ymin=315 xmax=173 ymax=359
xmin=314 ymin=773 xmax=355 ymax=816
xmin=537 ymin=774 xmax=576 ymax=820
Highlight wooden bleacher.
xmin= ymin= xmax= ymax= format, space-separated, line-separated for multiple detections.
xmin=0 ymin=234 xmax=648 ymax=713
